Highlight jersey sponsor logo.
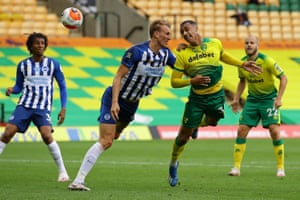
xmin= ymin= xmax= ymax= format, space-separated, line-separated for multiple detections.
xmin=247 ymin=78 xmax=264 ymax=83
xmin=188 ymin=52 xmax=215 ymax=62
xmin=27 ymin=76 xmax=50 ymax=85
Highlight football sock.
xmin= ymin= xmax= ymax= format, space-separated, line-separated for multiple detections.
xmin=170 ymin=136 xmax=186 ymax=166
xmin=0 ymin=140 xmax=6 ymax=154
xmin=74 ymin=142 xmax=104 ymax=184
xmin=273 ymin=139 xmax=284 ymax=169
xmin=48 ymin=141 xmax=68 ymax=174
xmin=233 ymin=138 xmax=247 ymax=169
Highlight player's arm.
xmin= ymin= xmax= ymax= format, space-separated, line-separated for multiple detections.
xmin=171 ymin=69 xmax=211 ymax=88
xmin=170 ymin=69 xmax=190 ymax=88
xmin=111 ymin=64 xmax=129 ymax=121
xmin=7 ymin=64 xmax=24 ymax=96
xmin=274 ymin=74 xmax=287 ymax=108
xmin=54 ymin=64 xmax=67 ymax=125
xmin=221 ymin=51 xmax=262 ymax=75
xmin=231 ymin=78 xmax=246 ymax=113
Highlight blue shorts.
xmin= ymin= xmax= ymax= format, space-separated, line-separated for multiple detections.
xmin=8 ymin=105 xmax=52 ymax=133
xmin=98 ymin=87 xmax=139 ymax=124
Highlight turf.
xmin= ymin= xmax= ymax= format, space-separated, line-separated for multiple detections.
xmin=0 ymin=139 xmax=299 ymax=200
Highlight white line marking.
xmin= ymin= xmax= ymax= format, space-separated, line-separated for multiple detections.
xmin=0 ymin=159 xmax=299 ymax=169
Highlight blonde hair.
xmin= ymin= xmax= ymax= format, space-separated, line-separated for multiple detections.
xmin=149 ymin=19 xmax=171 ymax=38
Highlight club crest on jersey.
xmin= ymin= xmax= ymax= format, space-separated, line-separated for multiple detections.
xmin=42 ymin=65 xmax=48 ymax=72
xmin=104 ymin=113 xmax=111 ymax=120
xmin=200 ymin=43 xmax=207 ymax=51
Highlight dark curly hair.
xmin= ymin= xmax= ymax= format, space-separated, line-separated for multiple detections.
xmin=26 ymin=32 xmax=48 ymax=54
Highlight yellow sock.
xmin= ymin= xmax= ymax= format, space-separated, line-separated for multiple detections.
xmin=233 ymin=138 xmax=247 ymax=169
xmin=170 ymin=137 xmax=186 ymax=165
xmin=273 ymin=140 xmax=284 ymax=169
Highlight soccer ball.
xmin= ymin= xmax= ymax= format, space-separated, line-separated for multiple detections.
xmin=61 ymin=7 xmax=83 ymax=29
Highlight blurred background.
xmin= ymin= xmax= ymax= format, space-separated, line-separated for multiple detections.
xmin=0 ymin=0 xmax=299 ymax=141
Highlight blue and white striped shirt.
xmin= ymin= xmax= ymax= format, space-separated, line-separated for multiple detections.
xmin=12 ymin=57 xmax=67 ymax=111
xmin=120 ymin=41 xmax=176 ymax=101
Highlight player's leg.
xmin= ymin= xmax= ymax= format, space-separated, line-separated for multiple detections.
xmin=169 ymin=94 xmax=203 ymax=186
xmin=269 ymin=124 xmax=285 ymax=176
xmin=229 ymin=100 xmax=258 ymax=176
xmin=0 ymin=105 xmax=30 ymax=154
xmin=39 ymin=125 xmax=70 ymax=182
xmin=69 ymin=90 xmax=116 ymax=191
xmin=69 ymin=123 xmax=115 ymax=191
xmin=229 ymin=124 xmax=250 ymax=176
xmin=169 ymin=126 xmax=193 ymax=186
xmin=262 ymin=105 xmax=285 ymax=177
xmin=0 ymin=123 xmax=18 ymax=154
xmin=33 ymin=108 xmax=69 ymax=182
xmin=69 ymin=88 xmax=137 ymax=190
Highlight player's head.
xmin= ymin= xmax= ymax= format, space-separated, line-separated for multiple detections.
xmin=179 ymin=20 xmax=201 ymax=46
xmin=26 ymin=32 xmax=48 ymax=55
xmin=149 ymin=19 xmax=171 ymax=48
xmin=244 ymin=35 xmax=259 ymax=58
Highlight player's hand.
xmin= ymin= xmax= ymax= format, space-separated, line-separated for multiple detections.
xmin=110 ymin=102 xmax=120 ymax=121
xmin=5 ymin=87 xmax=14 ymax=96
xmin=190 ymin=75 xmax=211 ymax=86
xmin=57 ymin=108 xmax=66 ymax=126
xmin=274 ymin=97 xmax=282 ymax=109
xmin=230 ymin=100 xmax=240 ymax=113
xmin=242 ymin=61 xmax=262 ymax=75
xmin=176 ymin=43 xmax=188 ymax=51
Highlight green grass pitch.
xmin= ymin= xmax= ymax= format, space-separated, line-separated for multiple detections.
xmin=0 ymin=139 xmax=299 ymax=200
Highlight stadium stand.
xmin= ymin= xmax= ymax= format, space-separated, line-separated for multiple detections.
xmin=0 ymin=0 xmax=69 ymax=37
xmin=126 ymin=0 xmax=300 ymax=41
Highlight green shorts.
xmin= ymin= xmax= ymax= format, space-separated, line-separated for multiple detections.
xmin=239 ymin=98 xmax=280 ymax=128
xmin=181 ymin=89 xmax=225 ymax=128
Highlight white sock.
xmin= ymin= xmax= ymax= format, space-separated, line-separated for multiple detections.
xmin=0 ymin=140 xmax=6 ymax=154
xmin=73 ymin=142 xmax=104 ymax=184
xmin=48 ymin=141 xmax=68 ymax=175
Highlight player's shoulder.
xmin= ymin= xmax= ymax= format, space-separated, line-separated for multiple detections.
xmin=257 ymin=52 xmax=275 ymax=63
xmin=45 ymin=56 xmax=60 ymax=64
xmin=19 ymin=57 xmax=31 ymax=63
xmin=131 ymin=41 xmax=149 ymax=50
xmin=203 ymin=37 xmax=222 ymax=44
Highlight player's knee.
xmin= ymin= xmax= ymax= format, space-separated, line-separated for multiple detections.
xmin=42 ymin=134 xmax=53 ymax=144
xmin=1 ymin=124 xmax=18 ymax=143
xmin=103 ymin=141 xmax=113 ymax=150
xmin=1 ymin=134 xmax=11 ymax=143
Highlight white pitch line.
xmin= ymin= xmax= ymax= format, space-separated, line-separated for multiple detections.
xmin=1 ymin=159 xmax=300 ymax=170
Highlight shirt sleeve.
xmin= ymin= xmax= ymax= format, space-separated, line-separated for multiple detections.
xmin=166 ymin=48 xmax=176 ymax=69
xmin=12 ymin=62 xmax=24 ymax=94
xmin=53 ymin=60 xmax=67 ymax=108
xmin=121 ymin=46 xmax=139 ymax=69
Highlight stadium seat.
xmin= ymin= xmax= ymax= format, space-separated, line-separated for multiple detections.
xmin=248 ymin=25 xmax=260 ymax=36
xmin=268 ymin=5 xmax=279 ymax=11
xmin=282 ymin=32 xmax=293 ymax=40
xmin=247 ymin=4 xmax=257 ymax=11
xmin=271 ymin=31 xmax=282 ymax=40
